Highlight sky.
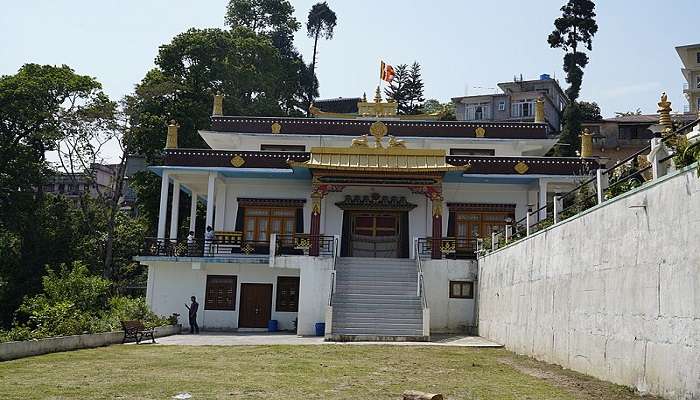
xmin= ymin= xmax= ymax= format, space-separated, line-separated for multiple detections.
xmin=1 ymin=0 xmax=697 ymax=160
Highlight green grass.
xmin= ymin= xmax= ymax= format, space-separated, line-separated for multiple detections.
xmin=0 ymin=345 xmax=656 ymax=399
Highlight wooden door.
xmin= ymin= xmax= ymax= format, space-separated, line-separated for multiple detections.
xmin=238 ymin=283 xmax=273 ymax=328
xmin=350 ymin=212 xmax=400 ymax=258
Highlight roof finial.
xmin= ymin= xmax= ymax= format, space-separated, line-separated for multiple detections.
xmin=362 ymin=92 xmax=367 ymax=102
xmin=580 ymin=128 xmax=592 ymax=158
xmin=165 ymin=120 xmax=179 ymax=149
xmin=213 ymin=92 xmax=224 ymax=116
xmin=374 ymin=86 xmax=382 ymax=103
xmin=534 ymin=97 xmax=545 ymax=124
xmin=657 ymin=92 xmax=672 ymax=133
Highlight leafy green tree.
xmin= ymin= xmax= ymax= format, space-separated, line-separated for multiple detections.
xmin=615 ymin=108 xmax=643 ymax=117
xmin=306 ymin=2 xmax=337 ymax=108
xmin=579 ymin=101 xmax=602 ymax=121
xmin=405 ymin=62 xmax=425 ymax=115
xmin=384 ymin=64 xmax=409 ymax=113
xmin=421 ymin=99 xmax=456 ymax=121
xmin=548 ymin=0 xmax=598 ymax=156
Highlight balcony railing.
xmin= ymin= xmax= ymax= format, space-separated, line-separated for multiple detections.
xmin=416 ymin=237 xmax=478 ymax=260
xmin=142 ymin=234 xmax=336 ymax=258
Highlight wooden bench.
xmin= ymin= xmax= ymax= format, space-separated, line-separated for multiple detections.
xmin=121 ymin=320 xmax=156 ymax=344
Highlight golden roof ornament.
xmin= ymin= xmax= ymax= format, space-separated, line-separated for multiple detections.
xmin=165 ymin=120 xmax=179 ymax=149
xmin=374 ymin=86 xmax=382 ymax=103
xmin=369 ymin=121 xmax=388 ymax=147
xmin=213 ymin=93 xmax=224 ymax=116
xmin=657 ymin=92 xmax=672 ymax=133
xmin=534 ymin=97 xmax=545 ymax=124
xmin=580 ymin=128 xmax=593 ymax=158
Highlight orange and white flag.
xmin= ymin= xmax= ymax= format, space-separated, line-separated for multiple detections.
xmin=380 ymin=61 xmax=395 ymax=82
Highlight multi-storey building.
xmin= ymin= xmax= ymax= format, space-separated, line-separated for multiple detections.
xmin=451 ymin=75 xmax=568 ymax=134
xmin=135 ymin=90 xmax=598 ymax=340
xmin=676 ymin=43 xmax=700 ymax=114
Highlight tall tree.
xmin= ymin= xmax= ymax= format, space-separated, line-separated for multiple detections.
xmin=405 ymin=62 xmax=425 ymax=115
xmin=578 ymin=101 xmax=602 ymax=121
xmin=548 ymin=0 xmax=598 ymax=156
xmin=306 ymin=2 xmax=337 ymax=108
xmin=384 ymin=64 xmax=410 ymax=114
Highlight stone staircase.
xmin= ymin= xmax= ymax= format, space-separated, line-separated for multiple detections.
xmin=328 ymin=257 xmax=428 ymax=341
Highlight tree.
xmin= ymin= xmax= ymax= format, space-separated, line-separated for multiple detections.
xmin=421 ymin=99 xmax=456 ymax=121
xmin=384 ymin=64 xmax=410 ymax=113
xmin=578 ymin=101 xmax=602 ymax=121
xmin=405 ymin=62 xmax=425 ymax=115
xmin=548 ymin=0 xmax=598 ymax=156
xmin=615 ymin=108 xmax=642 ymax=117
xmin=306 ymin=2 xmax=337 ymax=108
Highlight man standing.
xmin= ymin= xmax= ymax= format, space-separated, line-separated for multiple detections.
xmin=185 ymin=296 xmax=199 ymax=334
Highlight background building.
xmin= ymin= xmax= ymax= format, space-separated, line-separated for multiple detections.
xmin=451 ymin=75 xmax=568 ymax=133
xmin=676 ymin=43 xmax=700 ymax=114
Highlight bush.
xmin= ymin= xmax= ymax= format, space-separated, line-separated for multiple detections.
xmin=0 ymin=262 xmax=172 ymax=342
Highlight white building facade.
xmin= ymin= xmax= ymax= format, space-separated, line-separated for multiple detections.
xmin=136 ymin=95 xmax=599 ymax=340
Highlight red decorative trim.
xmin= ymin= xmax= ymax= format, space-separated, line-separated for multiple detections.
xmin=237 ymin=198 xmax=306 ymax=208
xmin=446 ymin=203 xmax=516 ymax=212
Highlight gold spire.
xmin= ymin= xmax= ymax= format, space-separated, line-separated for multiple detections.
xmin=374 ymin=86 xmax=382 ymax=103
xmin=213 ymin=93 xmax=224 ymax=116
xmin=362 ymin=92 xmax=367 ymax=102
xmin=580 ymin=128 xmax=593 ymax=158
xmin=657 ymin=92 xmax=672 ymax=133
xmin=534 ymin=97 xmax=545 ymax=124
xmin=165 ymin=120 xmax=179 ymax=149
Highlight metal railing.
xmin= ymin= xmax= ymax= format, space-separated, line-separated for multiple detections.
xmin=416 ymin=237 xmax=478 ymax=260
xmin=483 ymin=125 xmax=697 ymax=254
xmin=144 ymin=234 xmax=336 ymax=258
xmin=274 ymin=234 xmax=335 ymax=257
xmin=328 ymin=236 xmax=339 ymax=307
xmin=414 ymin=240 xmax=428 ymax=310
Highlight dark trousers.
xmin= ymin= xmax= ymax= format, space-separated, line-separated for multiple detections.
xmin=189 ymin=315 xmax=199 ymax=334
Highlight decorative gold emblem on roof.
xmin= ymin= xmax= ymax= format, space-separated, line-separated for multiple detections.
xmin=514 ymin=161 xmax=529 ymax=174
xmin=369 ymin=121 xmax=388 ymax=147
xmin=475 ymin=127 xmax=486 ymax=138
xmin=271 ymin=122 xmax=281 ymax=134
xmin=231 ymin=155 xmax=245 ymax=168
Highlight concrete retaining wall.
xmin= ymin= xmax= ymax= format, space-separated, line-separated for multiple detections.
xmin=0 ymin=324 xmax=181 ymax=361
xmin=478 ymin=164 xmax=700 ymax=399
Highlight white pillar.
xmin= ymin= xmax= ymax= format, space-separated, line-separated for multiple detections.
xmin=189 ymin=191 xmax=198 ymax=233
xmin=157 ymin=170 xmax=170 ymax=239
xmin=214 ymin=182 xmax=227 ymax=231
xmin=553 ymin=195 xmax=562 ymax=224
xmin=205 ymin=172 xmax=217 ymax=230
xmin=169 ymin=181 xmax=181 ymax=239
xmin=538 ymin=179 xmax=548 ymax=221
xmin=596 ymin=168 xmax=608 ymax=204
xmin=526 ymin=207 xmax=532 ymax=236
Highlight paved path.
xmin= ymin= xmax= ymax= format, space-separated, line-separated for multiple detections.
xmin=154 ymin=332 xmax=502 ymax=347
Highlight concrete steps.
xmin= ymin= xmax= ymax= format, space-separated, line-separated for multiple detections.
xmin=329 ymin=257 xmax=425 ymax=341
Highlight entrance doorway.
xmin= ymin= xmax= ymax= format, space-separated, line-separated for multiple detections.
xmin=341 ymin=211 xmax=409 ymax=258
xmin=238 ymin=283 xmax=272 ymax=328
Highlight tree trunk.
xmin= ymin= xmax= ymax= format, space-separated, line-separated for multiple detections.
xmin=103 ymin=146 xmax=129 ymax=280
xmin=402 ymin=390 xmax=444 ymax=400
xmin=307 ymin=30 xmax=320 ymax=117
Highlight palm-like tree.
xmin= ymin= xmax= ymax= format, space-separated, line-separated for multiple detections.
xmin=306 ymin=2 xmax=337 ymax=108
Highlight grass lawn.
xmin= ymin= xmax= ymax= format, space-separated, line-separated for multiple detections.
xmin=0 ymin=344 xmax=658 ymax=400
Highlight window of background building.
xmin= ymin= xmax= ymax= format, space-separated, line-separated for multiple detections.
xmin=58 ymin=184 xmax=65 ymax=193
xmin=205 ymin=275 xmax=237 ymax=310
xmin=449 ymin=281 xmax=474 ymax=299
xmin=260 ymin=144 xmax=306 ymax=152
xmin=498 ymin=101 xmax=506 ymax=111
xmin=449 ymin=148 xmax=495 ymax=156
xmin=464 ymin=103 xmax=490 ymax=121
xmin=511 ymin=99 xmax=534 ymax=117
xmin=696 ymin=76 xmax=700 ymax=89
xmin=276 ymin=276 xmax=300 ymax=312
xmin=696 ymin=51 xmax=700 ymax=64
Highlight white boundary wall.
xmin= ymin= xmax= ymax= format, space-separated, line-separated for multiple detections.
xmin=478 ymin=164 xmax=700 ymax=399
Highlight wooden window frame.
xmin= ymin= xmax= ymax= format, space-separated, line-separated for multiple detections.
xmin=275 ymin=276 xmax=300 ymax=312
xmin=205 ymin=275 xmax=237 ymax=311
xmin=449 ymin=281 xmax=474 ymax=299
xmin=243 ymin=206 xmax=297 ymax=242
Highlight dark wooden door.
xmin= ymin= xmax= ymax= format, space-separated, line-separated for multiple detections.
xmin=349 ymin=212 xmax=400 ymax=258
xmin=238 ymin=283 xmax=273 ymax=328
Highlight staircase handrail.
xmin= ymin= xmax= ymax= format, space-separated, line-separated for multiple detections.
xmin=414 ymin=240 xmax=428 ymax=310
xmin=327 ymin=236 xmax=338 ymax=306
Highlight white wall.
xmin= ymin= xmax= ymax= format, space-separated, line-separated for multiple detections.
xmin=145 ymin=261 xmax=300 ymax=331
xmin=478 ymin=165 xmax=700 ymax=399
xmin=423 ymin=259 xmax=478 ymax=333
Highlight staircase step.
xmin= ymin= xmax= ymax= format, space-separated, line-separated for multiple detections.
xmin=332 ymin=327 xmax=424 ymax=335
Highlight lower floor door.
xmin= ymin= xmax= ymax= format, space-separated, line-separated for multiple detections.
xmin=238 ymin=283 xmax=273 ymax=328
